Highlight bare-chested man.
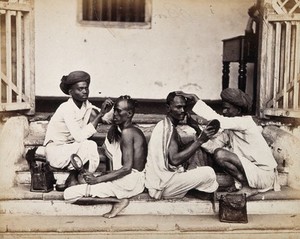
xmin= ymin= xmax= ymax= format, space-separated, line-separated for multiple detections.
xmin=145 ymin=92 xmax=219 ymax=199
xmin=64 ymin=95 xmax=147 ymax=218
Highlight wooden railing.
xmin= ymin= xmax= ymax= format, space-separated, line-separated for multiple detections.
xmin=0 ymin=0 xmax=34 ymax=114
xmin=259 ymin=0 xmax=300 ymax=118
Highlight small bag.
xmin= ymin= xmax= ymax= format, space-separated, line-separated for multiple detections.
xmin=30 ymin=160 xmax=56 ymax=193
xmin=219 ymin=193 xmax=248 ymax=223
xmin=26 ymin=147 xmax=56 ymax=192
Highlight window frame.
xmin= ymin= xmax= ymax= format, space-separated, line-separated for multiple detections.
xmin=77 ymin=0 xmax=152 ymax=29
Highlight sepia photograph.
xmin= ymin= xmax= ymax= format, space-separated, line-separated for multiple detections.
xmin=0 ymin=0 xmax=299 ymax=238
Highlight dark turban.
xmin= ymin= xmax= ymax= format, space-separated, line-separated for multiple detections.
xmin=220 ymin=88 xmax=252 ymax=114
xmin=59 ymin=71 xmax=91 ymax=95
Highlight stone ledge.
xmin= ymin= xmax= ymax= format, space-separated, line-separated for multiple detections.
xmin=1 ymin=196 xmax=300 ymax=216
xmin=1 ymin=186 xmax=300 ymax=216
xmin=1 ymin=185 xmax=299 ymax=202
xmin=0 ymin=185 xmax=212 ymax=201
xmin=0 ymin=214 xmax=299 ymax=238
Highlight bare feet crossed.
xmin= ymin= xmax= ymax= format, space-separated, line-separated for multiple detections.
xmin=103 ymin=198 xmax=130 ymax=218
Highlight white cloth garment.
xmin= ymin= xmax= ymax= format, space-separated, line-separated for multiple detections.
xmin=64 ymin=136 xmax=145 ymax=203
xmin=103 ymin=137 xmax=123 ymax=171
xmin=201 ymin=130 xmax=230 ymax=154
xmin=44 ymin=98 xmax=105 ymax=172
xmin=44 ymin=98 xmax=113 ymax=145
xmin=64 ymin=169 xmax=145 ymax=203
xmin=145 ymin=117 xmax=219 ymax=200
xmin=45 ymin=140 xmax=99 ymax=172
xmin=192 ymin=100 xmax=280 ymax=191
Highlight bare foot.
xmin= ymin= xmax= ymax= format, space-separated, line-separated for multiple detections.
xmin=103 ymin=199 xmax=130 ymax=218
xmin=237 ymin=186 xmax=259 ymax=198
xmin=226 ymin=180 xmax=243 ymax=192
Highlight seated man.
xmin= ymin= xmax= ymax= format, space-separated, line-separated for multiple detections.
xmin=145 ymin=92 xmax=219 ymax=200
xmin=64 ymin=95 xmax=147 ymax=218
xmin=177 ymin=89 xmax=280 ymax=195
xmin=42 ymin=71 xmax=113 ymax=185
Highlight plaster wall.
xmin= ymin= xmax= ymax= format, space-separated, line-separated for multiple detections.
xmin=35 ymin=0 xmax=256 ymax=99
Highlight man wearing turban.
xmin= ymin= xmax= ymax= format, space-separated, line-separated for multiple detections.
xmin=43 ymin=71 xmax=113 ymax=187
xmin=175 ymin=89 xmax=280 ymax=196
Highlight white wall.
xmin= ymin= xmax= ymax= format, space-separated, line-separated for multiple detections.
xmin=35 ymin=0 xmax=256 ymax=99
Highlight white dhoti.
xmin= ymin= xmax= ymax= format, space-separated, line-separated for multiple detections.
xmin=64 ymin=169 xmax=145 ymax=203
xmin=239 ymin=156 xmax=277 ymax=191
xmin=45 ymin=139 xmax=99 ymax=173
xmin=161 ymin=166 xmax=218 ymax=199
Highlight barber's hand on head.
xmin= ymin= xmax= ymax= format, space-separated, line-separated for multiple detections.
xmin=174 ymin=91 xmax=199 ymax=106
xmin=101 ymin=98 xmax=114 ymax=115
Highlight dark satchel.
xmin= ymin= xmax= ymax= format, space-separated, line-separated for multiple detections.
xmin=219 ymin=193 xmax=248 ymax=223
xmin=30 ymin=160 xmax=56 ymax=192
xmin=26 ymin=148 xmax=56 ymax=193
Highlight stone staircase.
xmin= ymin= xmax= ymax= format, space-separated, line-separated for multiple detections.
xmin=1 ymin=112 xmax=300 ymax=219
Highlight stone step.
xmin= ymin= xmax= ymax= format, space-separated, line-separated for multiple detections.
xmin=14 ymin=171 xmax=289 ymax=188
xmin=0 ymin=199 xmax=214 ymax=216
xmin=1 ymin=185 xmax=299 ymax=216
xmin=0 ymin=185 xmax=214 ymax=216
xmin=25 ymin=112 xmax=202 ymax=147
xmin=2 ymin=215 xmax=300 ymax=238
xmin=26 ymin=113 xmax=165 ymax=138
xmin=29 ymin=113 xmax=166 ymax=124
xmin=24 ymin=121 xmax=195 ymax=146
xmin=1 ymin=214 xmax=299 ymax=238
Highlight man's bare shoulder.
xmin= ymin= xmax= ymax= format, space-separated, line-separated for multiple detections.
xmin=122 ymin=125 xmax=145 ymax=138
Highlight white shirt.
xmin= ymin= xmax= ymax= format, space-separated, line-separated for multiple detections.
xmin=44 ymin=98 xmax=99 ymax=145
xmin=193 ymin=100 xmax=277 ymax=170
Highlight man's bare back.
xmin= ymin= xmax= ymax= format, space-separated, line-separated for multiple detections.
xmin=120 ymin=125 xmax=147 ymax=172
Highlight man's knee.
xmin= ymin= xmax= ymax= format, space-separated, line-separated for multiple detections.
xmin=214 ymin=148 xmax=224 ymax=158
xmin=206 ymin=166 xmax=217 ymax=180
xmin=214 ymin=148 xmax=227 ymax=166
xmin=194 ymin=166 xmax=217 ymax=181
xmin=81 ymin=140 xmax=99 ymax=158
